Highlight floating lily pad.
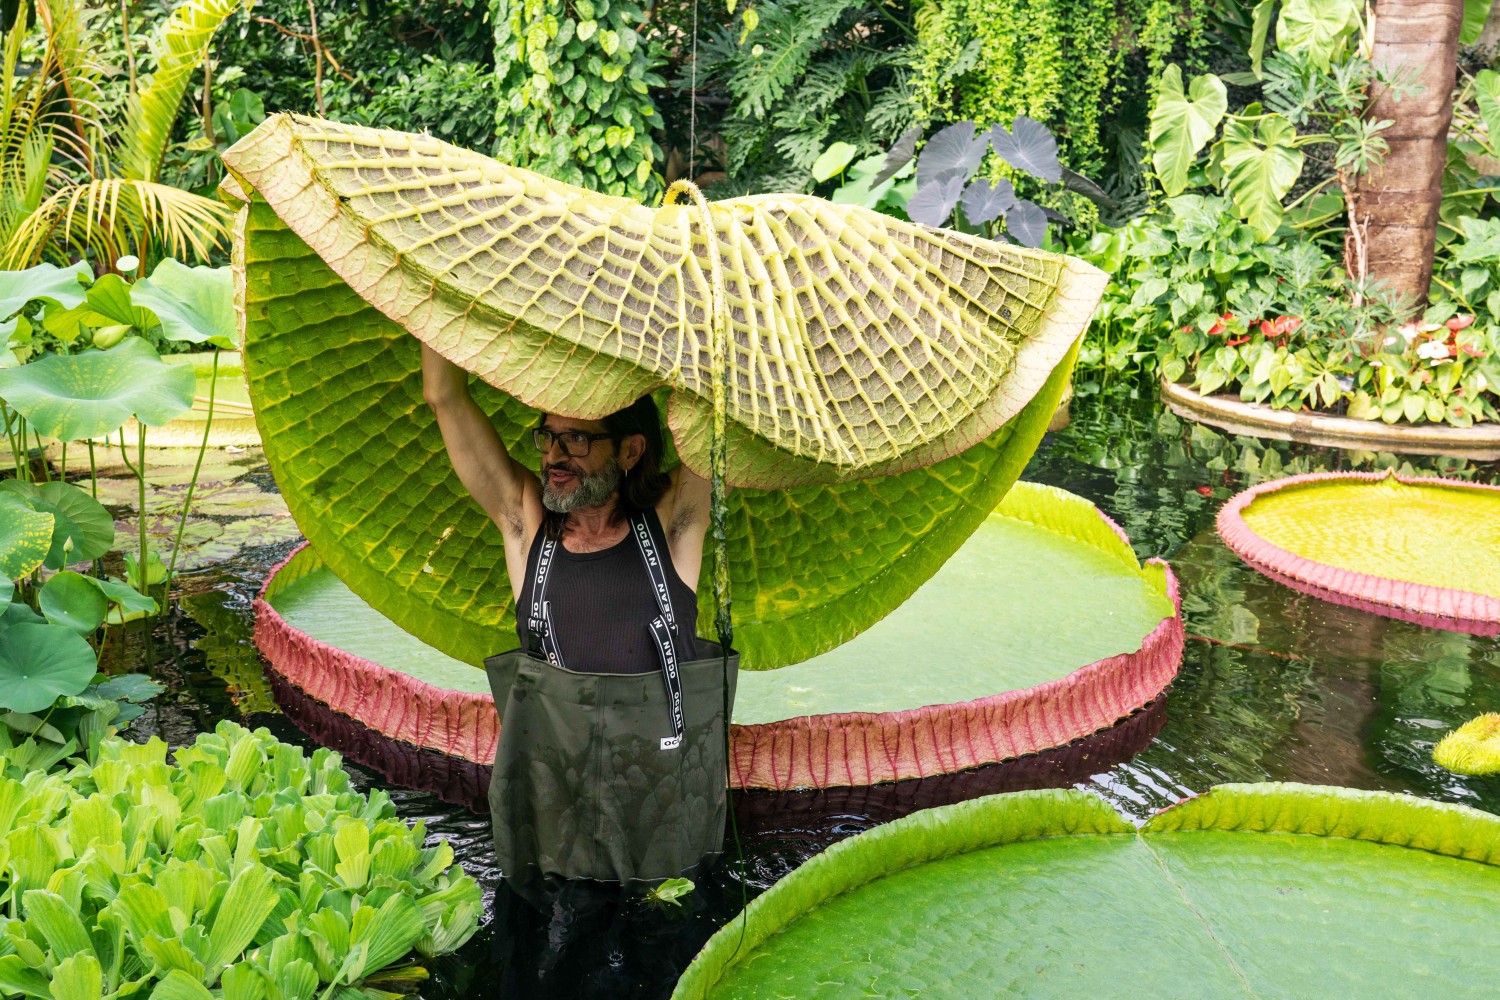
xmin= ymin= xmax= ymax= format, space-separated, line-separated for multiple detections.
xmin=1219 ymin=472 xmax=1500 ymax=635
xmin=674 ymin=785 xmax=1500 ymax=1000
xmin=94 ymin=476 xmax=287 ymax=517
xmin=114 ymin=513 xmax=301 ymax=571
xmin=258 ymin=483 xmax=1183 ymax=788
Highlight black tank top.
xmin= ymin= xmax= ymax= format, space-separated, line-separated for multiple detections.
xmin=515 ymin=508 xmax=700 ymax=674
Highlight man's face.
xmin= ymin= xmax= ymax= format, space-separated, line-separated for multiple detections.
xmin=538 ymin=415 xmax=622 ymax=513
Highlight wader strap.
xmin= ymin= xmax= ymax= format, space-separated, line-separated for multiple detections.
xmin=631 ymin=515 xmax=686 ymax=751
xmin=527 ymin=535 xmax=566 ymax=670
xmin=526 ymin=513 xmax=686 ymax=750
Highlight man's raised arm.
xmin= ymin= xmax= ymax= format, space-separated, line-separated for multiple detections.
xmin=420 ymin=345 xmax=540 ymax=552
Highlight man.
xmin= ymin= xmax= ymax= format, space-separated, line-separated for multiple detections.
xmin=420 ymin=344 xmax=737 ymax=898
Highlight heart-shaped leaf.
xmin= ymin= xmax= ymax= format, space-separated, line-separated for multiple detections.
xmin=1220 ymin=115 xmax=1304 ymax=239
xmin=1006 ymin=199 xmax=1049 ymax=248
xmin=130 ymin=260 xmax=236 ymax=349
xmin=988 ymin=117 xmax=1061 ymax=183
xmin=0 ymin=621 xmax=96 ymax=713
xmin=0 ymin=337 xmax=194 ymax=440
xmin=907 ymin=175 xmax=967 ymax=228
xmin=1276 ymin=0 xmax=1361 ymax=70
xmin=1148 ymin=65 xmax=1228 ymax=197
xmin=961 ymin=178 xmax=1017 ymax=225
xmin=811 ymin=142 xmax=859 ymax=183
xmin=40 ymin=571 xmax=108 ymax=633
xmin=0 ymin=492 xmax=52 ymax=578
xmin=872 ymin=126 xmax=921 ymax=187
xmin=0 ymin=262 xmax=92 ymax=321
xmin=915 ymin=122 xmax=987 ymax=188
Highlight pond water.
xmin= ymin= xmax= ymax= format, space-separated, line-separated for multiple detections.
xmin=100 ymin=373 xmax=1500 ymax=998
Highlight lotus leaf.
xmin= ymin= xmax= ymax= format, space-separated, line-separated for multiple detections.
xmin=0 ymin=492 xmax=52 ymax=578
xmin=131 ymin=259 xmax=236 ymax=348
xmin=39 ymin=571 xmax=108 ymax=633
xmin=80 ymin=274 xmax=157 ymax=333
xmin=0 ymin=261 xmax=92 ymax=320
xmin=0 ymin=622 xmax=96 ymax=713
xmin=677 ymin=784 xmax=1500 ymax=1000
xmin=0 ymin=577 xmax=10 ymax=614
xmin=1 ymin=481 xmax=115 ymax=569
xmin=96 ymin=576 xmax=159 ymax=624
xmin=0 ymin=338 xmax=194 ymax=441
xmin=221 ymin=114 xmax=1096 ymax=667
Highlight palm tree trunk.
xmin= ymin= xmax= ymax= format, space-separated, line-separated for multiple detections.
xmin=1349 ymin=0 xmax=1463 ymax=313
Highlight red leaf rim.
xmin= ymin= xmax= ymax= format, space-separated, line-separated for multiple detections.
xmin=255 ymin=529 xmax=1183 ymax=790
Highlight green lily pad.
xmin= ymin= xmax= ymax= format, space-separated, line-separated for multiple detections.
xmin=0 ymin=492 xmax=53 ymax=578
xmin=94 ymin=477 xmax=287 ymax=518
xmin=39 ymin=571 xmax=108 ymax=633
xmin=2 ymin=480 xmax=116 ymax=568
xmin=0 ymin=337 xmax=194 ymax=441
xmin=130 ymin=260 xmax=236 ymax=349
xmin=676 ymin=785 xmax=1500 ymax=1000
xmin=0 ymin=621 xmax=98 ymax=713
xmin=113 ymin=513 xmax=301 ymax=571
xmin=94 ymin=673 xmax=166 ymax=703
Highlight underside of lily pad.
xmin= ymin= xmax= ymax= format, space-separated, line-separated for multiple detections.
xmin=674 ymin=784 xmax=1500 ymax=1000
xmin=254 ymin=482 xmax=1182 ymax=789
xmin=1218 ymin=471 xmax=1500 ymax=636
xmin=222 ymin=113 xmax=1102 ymax=670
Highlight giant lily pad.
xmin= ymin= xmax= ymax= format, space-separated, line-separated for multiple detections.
xmin=1219 ymin=471 xmax=1500 ymax=635
xmin=674 ymin=784 xmax=1500 ymax=1000
xmin=257 ymin=483 xmax=1182 ymax=788
xmin=0 ymin=337 xmax=195 ymax=441
xmin=222 ymin=114 xmax=1104 ymax=669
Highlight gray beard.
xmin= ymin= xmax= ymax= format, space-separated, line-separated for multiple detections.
xmin=541 ymin=455 xmax=623 ymax=513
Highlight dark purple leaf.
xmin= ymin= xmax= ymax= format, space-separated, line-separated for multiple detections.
xmin=960 ymin=178 xmax=1017 ymax=224
xmin=907 ymin=176 xmax=967 ymax=228
xmin=989 ymin=116 xmax=1061 ymax=183
xmin=872 ymin=126 xmax=922 ymax=187
xmin=916 ymin=122 xmax=987 ymax=188
xmin=1006 ymin=199 xmax=1048 ymax=247
xmin=1061 ymin=167 xmax=1114 ymax=207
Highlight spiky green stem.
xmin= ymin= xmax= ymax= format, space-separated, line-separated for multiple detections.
xmin=166 ymin=347 xmax=218 ymax=589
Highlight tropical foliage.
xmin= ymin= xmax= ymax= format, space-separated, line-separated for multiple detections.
xmin=492 ymin=0 xmax=667 ymax=199
xmin=0 ymin=0 xmax=242 ymax=270
xmin=0 ymin=721 xmax=481 ymax=998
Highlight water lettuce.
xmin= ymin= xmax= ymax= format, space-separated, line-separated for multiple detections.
xmin=0 ymin=721 xmax=481 ymax=998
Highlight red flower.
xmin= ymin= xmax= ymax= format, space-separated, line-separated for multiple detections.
xmin=1261 ymin=315 xmax=1302 ymax=339
xmin=1226 ymin=335 xmax=1251 ymax=347
xmin=1459 ymin=342 xmax=1486 ymax=358
xmin=1447 ymin=314 xmax=1475 ymax=332
xmin=1195 ymin=485 xmax=1213 ymax=497
xmin=1208 ymin=322 xmax=1225 ymax=336
xmin=1260 ymin=319 xmax=1274 ymax=336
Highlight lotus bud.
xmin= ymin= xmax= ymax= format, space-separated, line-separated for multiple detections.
xmin=92 ymin=324 xmax=131 ymax=349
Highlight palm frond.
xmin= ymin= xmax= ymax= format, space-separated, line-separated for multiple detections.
xmin=3 ymin=177 xmax=233 ymax=267
xmin=119 ymin=0 xmax=245 ymax=182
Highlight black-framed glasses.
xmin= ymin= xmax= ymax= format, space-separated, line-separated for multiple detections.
xmin=533 ymin=427 xmax=615 ymax=457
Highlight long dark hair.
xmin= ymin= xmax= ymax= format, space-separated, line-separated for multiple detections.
xmin=541 ymin=395 xmax=672 ymax=539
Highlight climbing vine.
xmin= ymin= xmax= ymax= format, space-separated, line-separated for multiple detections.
xmin=912 ymin=0 xmax=1208 ymax=179
xmin=491 ymin=0 xmax=666 ymax=200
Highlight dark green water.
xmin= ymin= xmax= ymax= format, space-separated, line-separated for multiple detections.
xmin=103 ymin=374 xmax=1500 ymax=998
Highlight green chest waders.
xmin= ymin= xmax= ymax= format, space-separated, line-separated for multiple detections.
xmin=484 ymin=512 xmax=739 ymax=887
